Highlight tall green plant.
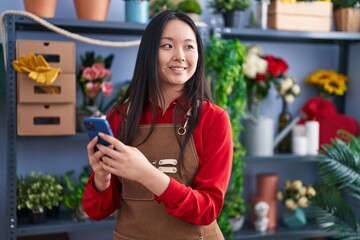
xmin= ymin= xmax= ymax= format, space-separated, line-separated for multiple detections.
xmin=313 ymin=136 xmax=360 ymax=239
xmin=205 ymin=36 xmax=247 ymax=239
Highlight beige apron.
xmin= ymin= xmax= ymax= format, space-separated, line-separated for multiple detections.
xmin=113 ymin=114 xmax=224 ymax=240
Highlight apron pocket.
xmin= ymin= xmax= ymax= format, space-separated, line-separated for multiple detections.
xmin=122 ymin=179 xmax=153 ymax=200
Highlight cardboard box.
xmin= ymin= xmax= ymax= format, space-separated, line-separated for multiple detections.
xmin=17 ymin=73 xmax=76 ymax=103
xmin=16 ymin=40 xmax=75 ymax=73
xmin=268 ymin=1 xmax=333 ymax=32
xmin=17 ymin=103 xmax=75 ymax=136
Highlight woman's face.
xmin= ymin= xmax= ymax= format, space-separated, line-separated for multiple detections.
xmin=157 ymin=19 xmax=198 ymax=94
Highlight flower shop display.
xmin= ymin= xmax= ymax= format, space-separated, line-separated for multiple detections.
xmin=17 ymin=172 xmax=63 ymax=224
xmin=267 ymin=0 xmax=333 ymax=32
xmin=333 ymin=0 xmax=360 ymax=32
xmin=242 ymin=45 xmax=288 ymax=156
xmin=277 ymin=179 xmax=316 ymax=228
xmin=273 ymin=76 xmax=301 ymax=153
xmin=77 ymin=51 xmax=115 ymax=117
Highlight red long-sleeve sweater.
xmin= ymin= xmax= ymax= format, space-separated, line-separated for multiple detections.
xmin=82 ymin=99 xmax=233 ymax=225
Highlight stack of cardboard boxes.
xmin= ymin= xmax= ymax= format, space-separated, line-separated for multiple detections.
xmin=16 ymin=40 xmax=76 ymax=136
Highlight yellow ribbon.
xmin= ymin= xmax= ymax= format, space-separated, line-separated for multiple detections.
xmin=13 ymin=53 xmax=62 ymax=85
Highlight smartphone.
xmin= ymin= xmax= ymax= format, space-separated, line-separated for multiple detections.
xmin=83 ymin=117 xmax=114 ymax=147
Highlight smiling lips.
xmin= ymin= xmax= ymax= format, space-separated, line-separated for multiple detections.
xmin=170 ymin=66 xmax=187 ymax=72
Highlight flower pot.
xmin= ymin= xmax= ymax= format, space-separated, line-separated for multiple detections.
xmin=283 ymin=208 xmax=307 ymax=228
xmin=74 ymin=0 xmax=110 ymax=21
xmin=222 ymin=10 xmax=237 ymax=27
xmin=242 ymin=116 xmax=274 ymax=156
xmin=23 ymin=0 xmax=57 ymax=18
xmin=228 ymin=216 xmax=245 ymax=232
xmin=28 ymin=209 xmax=46 ymax=224
xmin=334 ymin=8 xmax=360 ymax=32
xmin=125 ymin=0 xmax=149 ymax=24
xmin=73 ymin=205 xmax=89 ymax=221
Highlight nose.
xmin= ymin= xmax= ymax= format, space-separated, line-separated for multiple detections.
xmin=173 ymin=48 xmax=185 ymax=62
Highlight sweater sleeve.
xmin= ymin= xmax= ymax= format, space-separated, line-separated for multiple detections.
xmin=82 ymin=172 xmax=122 ymax=221
xmin=154 ymin=108 xmax=233 ymax=225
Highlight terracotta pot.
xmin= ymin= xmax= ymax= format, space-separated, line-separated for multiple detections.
xmin=74 ymin=0 xmax=110 ymax=21
xmin=256 ymin=173 xmax=279 ymax=199
xmin=23 ymin=0 xmax=57 ymax=18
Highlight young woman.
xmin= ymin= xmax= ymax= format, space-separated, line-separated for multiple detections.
xmin=83 ymin=10 xmax=233 ymax=240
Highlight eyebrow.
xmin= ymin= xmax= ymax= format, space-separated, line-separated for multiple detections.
xmin=160 ymin=37 xmax=196 ymax=42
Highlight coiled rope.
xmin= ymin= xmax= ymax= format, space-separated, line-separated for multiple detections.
xmin=0 ymin=10 xmax=142 ymax=68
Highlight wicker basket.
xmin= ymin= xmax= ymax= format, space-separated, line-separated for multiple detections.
xmin=334 ymin=8 xmax=360 ymax=32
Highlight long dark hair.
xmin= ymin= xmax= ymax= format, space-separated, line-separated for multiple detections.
xmin=110 ymin=10 xmax=212 ymax=152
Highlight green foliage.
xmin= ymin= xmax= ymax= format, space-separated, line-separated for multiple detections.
xmin=176 ymin=0 xmax=202 ymax=14
xmin=150 ymin=0 xmax=176 ymax=15
xmin=17 ymin=172 xmax=63 ymax=213
xmin=333 ymin=0 xmax=360 ymax=9
xmin=208 ymin=0 xmax=251 ymax=14
xmin=313 ymin=137 xmax=360 ymax=239
xmin=62 ymin=166 xmax=91 ymax=210
xmin=205 ymin=36 xmax=247 ymax=239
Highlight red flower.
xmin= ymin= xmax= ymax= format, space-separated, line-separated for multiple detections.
xmin=264 ymin=55 xmax=288 ymax=78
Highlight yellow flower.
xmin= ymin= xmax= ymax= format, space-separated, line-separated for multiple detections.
xmin=305 ymin=69 xmax=348 ymax=96
xmin=291 ymin=180 xmax=303 ymax=190
xmin=307 ymin=186 xmax=316 ymax=197
xmin=285 ymin=199 xmax=297 ymax=210
xmin=277 ymin=191 xmax=283 ymax=201
xmin=299 ymin=187 xmax=307 ymax=196
xmin=298 ymin=197 xmax=309 ymax=208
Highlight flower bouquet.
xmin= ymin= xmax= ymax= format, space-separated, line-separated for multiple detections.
xmin=77 ymin=51 xmax=115 ymax=116
xmin=277 ymin=179 xmax=316 ymax=228
xmin=243 ymin=45 xmax=289 ymax=118
xmin=305 ymin=69 xmax=348 ymax=99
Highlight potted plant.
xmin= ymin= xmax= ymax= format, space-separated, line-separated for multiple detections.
xmin=125 ymin=0 xmax=150 ymax=24
xmin=150 ymin=0 xmax=176 ymax=17
xmin=208 ymin=0 xmax=251 ymax=27
xmin=277 ymin=179 xmax=316 ymax=228
xmin=62 ymin=166 xmax=91 ymax=221
xmin=333 ymin=0 xmax=360 ymax=32
xmin=205 ymin=36 xmax=248 ymax=239
xmin=176 ymin=0 xmax=202 ymax=22
xmin=312 ymin=134 xmax=360 ymax=239
xmin=17 ymin=172 xmax=63 ymax=224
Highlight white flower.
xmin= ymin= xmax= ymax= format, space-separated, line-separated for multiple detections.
xmin=281 ymin=77 xmax=293 ymax=92
xmin=284 ymin=94 xmax=295 ymax=103
xmin=292 ymin=84 xmax=301 ymax=95
xmin=247 ymin=45 xmax=263 ymax=56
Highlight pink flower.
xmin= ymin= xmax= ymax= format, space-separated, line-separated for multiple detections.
xmin=101 ymin=81 xmax=113 ymax=97
xmin=82 ymin=67 xmax=98 ymax=81
xmin=85 ymin=82 xmax=101 ymax=98
xmin=92 ymin=63 xmax=107 ymax=79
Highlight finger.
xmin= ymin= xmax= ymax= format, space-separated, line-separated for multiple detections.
xmin=87 ymin=136 xmax=98 ymax=155
xmin=98 ymin=132 xmax=127 ymax=151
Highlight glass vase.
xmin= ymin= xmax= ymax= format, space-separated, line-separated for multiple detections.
xmin=277 ymin=99 xmax=292 ymax=153
xmin=283 ymin=208 xmax=307 ymax=228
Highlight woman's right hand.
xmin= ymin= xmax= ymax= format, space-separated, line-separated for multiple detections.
xmin=87 ymin=136 xmax=112 ymax=192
